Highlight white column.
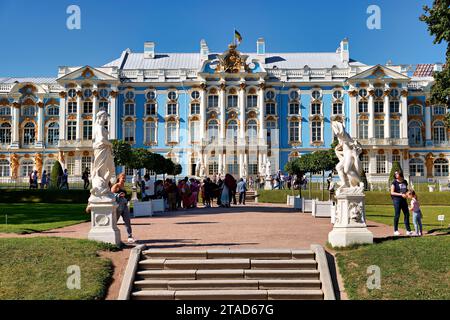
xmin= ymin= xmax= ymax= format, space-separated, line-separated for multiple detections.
xmin=110 ymin=91 xmax=117 ymax=139
xmin=258 ymin=152 xmax=263 ymax=175
xmin=384 ymin=94 xmax=390 ymax=139
xmin=349 ymin=92 xmax=358 ymax=138
xmin=219 ymin=85 xmax=226 ymax=140
xmin=92 ymin=88 xmax=99 ymax=123
xmin=239 ymin=152 xmax=244 ymax=178
xmin=400 ymin=91 xmax=408 ymax=140
xmin=76 ymin=90 xmax=82 ymax=141
xmin=11 ymin=103 xmax=20 ymax=148
xmin=36 ymin=102 xmax=45 ymax=147
xmin=59 ymin=92 xmax=67 ymax=144
xmin=425 ymin=105 xmax=432 ymax=143
xmin=199 ymin=85 xmax=206 ymax=143
xmin=258 ymin=85 xmax=265 ymax=141
xmin=239 ymin=84 xmax=246 ymax=140
xmin=368 ymin=93 xmax=375 ymax=139
xmin=218 ymin=152 xmax=223 ymax=176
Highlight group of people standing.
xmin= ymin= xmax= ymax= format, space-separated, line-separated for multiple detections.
xmin=28 ymin=169 xmax=69 ymax=189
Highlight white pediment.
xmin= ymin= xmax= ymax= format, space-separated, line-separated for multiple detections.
xmin=348 ymin=65 xmax=410 ymax=82
xmin=57 ymin=66 xmax=118 ymax=83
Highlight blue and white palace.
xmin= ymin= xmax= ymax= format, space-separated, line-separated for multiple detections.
xmin=0 ymin=38 xmax=448 ymax=184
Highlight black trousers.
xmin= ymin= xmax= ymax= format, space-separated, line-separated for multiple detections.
xmin=239 ymin=192 xmax=246 ymax=205
xmin=393 ymin=199 xmax=411 ymax=232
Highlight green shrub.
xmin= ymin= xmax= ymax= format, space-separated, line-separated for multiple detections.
xmin=1 ymin=189 xmax=90 ymax=204
xmin=50 ymin=161 xmax=63 ymax=189
xmin=389 ymin=161 xmax=403 ymax=183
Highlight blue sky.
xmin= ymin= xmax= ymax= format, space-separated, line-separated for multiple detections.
xmin=0 ymin=0 xmax=445 ymax=77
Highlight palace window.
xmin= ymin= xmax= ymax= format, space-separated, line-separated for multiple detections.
xmin=266 ymin=91 xmax=275 ymax=100
xmin=144 ymin=122 xmax=157 ymax=144
xmin=0 ymin=106 xmax=11 ymax=115
xmin=0 ymin=123 xmax=11 ymax=144
xmin=409 ymin=159 xmax=424 ymax=177
xmin=167 ymin=103 xmax=177 ymax=116
xmin=190 ymin=121 xmax=200 ymax=143
xmin=208 ymin=161 xmax=219 ymax=176
xmin=226 ymin=120 xmax=238 ymax=143
xmin=67 ymin=121 xmax=77 ymax=141
xmin=358 ymin=101 xmax=368 ymax=113
xmin=207 ymin=120 xmax=219 ymax=142
xmin=99 ymin=89 xmax=109 ymax=99
xmin=265 ymin=103 xmax=276 ymax=115
xmin=358 ymin=119 xmax=368 ymax=140
xmin=390 ymin=101 xmax=400 ymax=113
xmin=289 ymin=91 xmax=300 ymax=101
xmin=168 ymin=91 xmax=177 ymax=100
xmin=47 ymin=122 xmax=59 ymax=146
xmin=289 ymin=121 xmax=300 ymax=142
xmin=191 ymin=90 xmax=200 ymax=100
xmin=99 ymin=101 xmax=109 ymax=112
xmin=289 ymin=103 xmax=300 ymax=115
xmin=82 ymin=156 xmax=92 ymax=173
xmin=227 ymin=154 xmax=239 ymax=176
xmin=376 ymin=154 xmax=386 ymax=174
xmin=208 ymin=95 xmax=219 ymax=108
xmin=190 ymin=103 xmax=200 ymax=115
xmin=311 ymin=121 xmax=322 ymax=142
xmin=249 ymin=163 xmax=258 ymax=175
xmin=146 ymin=103 xmax=157 ymax=116
xmin=311 ymin=103 xmax=321 ymax=115
xmin=124 ymin=103 xmax=135 ymax=116
xmin=21 ymin=160 xmax=34 ymax=177
xmin=434 ymin=158 xmax=449 ymax=177
xmin=23 ymin=106 xmax=36 ymax=117
xmin=83 ymin=120 xmax=93 ymax=140
xmin=433 ymin=105 xmax=446 ymax=115
xmin=47 ymin=105 xmax=59 ymax=116
xmin=0 ymin=159 xmax=10 ymax=177
xmin=247 ymin=120 xmax=258 ymax=143
xmin=408 ymin=121 xmax=423 ymax=146
xmin=124 ymin=121 xmax=135 ymax=143
xmin=333 ymin=102 xmax=343 ymax=115
xmin=361 ymin=154 xmax=369 ymax=174
xmin=409 ymin=105 xmax=422 ymax=115
xmin=23 ymin=122 xmax=35 ymax=145
xmin=390 ymin=89 xmax=399 ymax=98
xmin=266 ymin=121 xmax=276 ymax=144
xmin=333 ymin=90 xmax=342 ymax=100
xmin=374 ymin=89 xmax=383 ymax=98
xmin=228 ymin=95 xmax=238 ymax=108
xmin=68 ymin=102 xmax=77 ymax=114
xmin=374 ymin=120 xmax=384 ymax=139
xmin=390 ymin=119 xmax=400 ymax=139
xmin=68 ymin=89 xmax=77 ymax=99
xmin=433 ymin=121 xmax=446 ymax=144
xmin=359 ymin=89 xmax=368 ymax=98
xmin=44 ymin=160 xmax=55 ymax=175
xmin=83 ymin=101 xmax=93 ymax=114
xmin=66 ymin=158 xmax=75 ymax=175
xmin=374 ymin=101 xmax=384 ymax=113
xmin=247 ymin=95 xmax=258 ymax=108
xmin=146 ymin=90 xmax=157 ymax=100
xmin=311 ymin=90 xmax=321 ymax=100
xmin=83 ymin=89 xmax=93 ymax=99
xmin=167 ymin=121 xmax=178 ymax=143
xmin=125 ymin=91 xmax=135 ymax=100
xmin=392 ymin=153 xmax=401 ymax=164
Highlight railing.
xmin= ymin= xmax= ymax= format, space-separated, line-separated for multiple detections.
xmin=58 ymin=140 xmax=93 ymax=148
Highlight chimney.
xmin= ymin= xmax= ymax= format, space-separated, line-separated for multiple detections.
xmin=200 ymin=39 xmax=209 ymax=61
xmin=434 ymin=63 xmax=443 ymax=72
xmin=257 ymin=38 xmax=265 ymax=55
xmin=144 ymin=41 xmax=155 ymax=59
xmin=340 ymin=38 xmax=349 ymax=64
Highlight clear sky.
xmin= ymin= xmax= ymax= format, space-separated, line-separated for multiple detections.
xmin=0 ymin=0 xmax=446 ymax=77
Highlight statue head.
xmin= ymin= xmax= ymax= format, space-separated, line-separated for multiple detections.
xmin=332 ymin=121 xmax=344 ymax=137
xmin=96 ymin=110 xmax=108 ymax=124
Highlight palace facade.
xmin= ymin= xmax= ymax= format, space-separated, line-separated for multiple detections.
xmin=0 ymin=38 xmax=448 ymax=184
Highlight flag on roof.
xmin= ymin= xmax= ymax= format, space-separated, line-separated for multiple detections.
xmin=234 ymin=29 xmax=242 ymax=45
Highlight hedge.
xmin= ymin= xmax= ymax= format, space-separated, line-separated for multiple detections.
xmin=0 ymin=189 xmax=91 ymax=204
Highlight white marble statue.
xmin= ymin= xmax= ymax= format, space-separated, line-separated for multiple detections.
xmin=90 ymin=111 xmax=116 ymax=202
xmin=199 ymin=164 xmax=205 ymax=178
xmin=331 ymin=121 xmax=363 ymax=194
xmin=265 ymin=160 xmax=272 ymax=178
xmin=243 ymin=163 xmax=248 ymax=178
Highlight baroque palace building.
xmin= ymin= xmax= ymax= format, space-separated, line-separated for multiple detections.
xmin=0 ymin=38 xmax=449 ymax=184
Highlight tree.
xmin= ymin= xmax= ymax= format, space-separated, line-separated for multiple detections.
xmin=360 ymin=166 xmax=369 ymax=191
xmin=162 ymin=158 xmax=175 ymax=180
xmin=389 ymin=161 xmax=403 ymax=183
xmin=420 ymin=0 xmax=450 ymax=125
xmin=50 ymin=161 xmax=63 ymax=189
xmin=111 ymin=140 xmax=132 ymax=167
xmin=171 ymin=163 xmax=183 ymax=181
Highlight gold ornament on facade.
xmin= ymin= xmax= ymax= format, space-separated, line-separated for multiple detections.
xmin=0 ymin=98 xmax=9 ymax=106
xmin=58 ymin=151 xmax=65 ymax=164
xmin=92 ymin=90 xmax=99 ymax=98
xmin=425 ymin=153 xmax=434 ymax=177
xmin=37 ymin=102 xmax=44 ymax=108
xmin=68 ymin=151 xmax=75 ymax=157
xmin=216 ymin=44 xmax=249 ymax=74
xmin=349 ymin=90 xmax=358 ymax=97
xmin=110 ymin=91 xmax=118 ymax=98
xmin=76 ymin=90 xmax=83 ymax=97
xmin=34 ymin=153 xmax=43 ymax=176
xmin=81 ymin=68 xmax=95 ymax=79
xmin=401 ymin=90 xmax=408 ymax=97
xmin=10 ymin=153 xmax=19 ymax=179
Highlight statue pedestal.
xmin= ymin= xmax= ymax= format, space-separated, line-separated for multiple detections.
xmin=88 ymin=199 xmax=121 ymax=246
xmin=328 ymin=191 xmax=373 ymax=248
xmin=264 ymin=177 xmax=272 ymax=190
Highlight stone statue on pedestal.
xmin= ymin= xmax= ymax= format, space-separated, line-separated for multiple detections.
xmin=265 ymin=160 xmax=271 ymax=178
xmin=328 ymin=121 xmax=373 ymax=247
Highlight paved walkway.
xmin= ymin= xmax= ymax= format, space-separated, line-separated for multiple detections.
xmin=0 ymin=203 xmax=396 ymax=299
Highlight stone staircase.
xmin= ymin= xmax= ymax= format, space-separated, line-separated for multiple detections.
xmin=120 ymin=247 xmax=335 ymax=300
xmin=245 ymin=190 xmax=257 ymax=203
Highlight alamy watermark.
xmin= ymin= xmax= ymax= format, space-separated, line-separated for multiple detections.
xmin=367 ymin=5 xmax=381 ymax=30
xmin=366 ymin=265 xmax=381 ymax=290
xmin=67 ymin=265 xmax=81 ymax=290
xmin=66 ymin=5 xmax=81 ymax=30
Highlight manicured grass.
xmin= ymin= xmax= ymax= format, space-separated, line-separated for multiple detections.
xmin=0 ymin=237 xmax=114 ymax=300
xmin=336 ymin=235 xmax=450 ymax=300
xmin=366 ymin=205 xmax=449 ymax=232
xmin=0 ymin=203 xmax=89 ymax=234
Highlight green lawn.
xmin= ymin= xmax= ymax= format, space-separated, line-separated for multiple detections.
xmin=366 ymin=205 xmax=449 ymax=232
xmin=336 ymin=235 xmax=450 ymax=300
xmin=0 ymin=203 xmax=89 ymax=234
xmin=0 ymin=237 xmax=114 ymax=300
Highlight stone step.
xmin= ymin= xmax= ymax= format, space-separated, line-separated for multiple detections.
xmin=132 ymin=289 xmax=324 ymax=300
xmin=139 ymin=259 xmax=251 ymax=270
xmin=244 ymin=269 xmax=320 ymax=280
xmin=250 ymin=259 xmax=317 ymax=270
xmin=134 ymin=279 xmax=322 ymax=291
xmin=136 ymin=270 xmax=197 ymax=280
xmin=142 ymin=250 xmax=207 ymax=260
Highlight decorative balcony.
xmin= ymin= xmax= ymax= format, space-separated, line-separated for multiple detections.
xmin=358 ymin=138 xmax=409 ymax=147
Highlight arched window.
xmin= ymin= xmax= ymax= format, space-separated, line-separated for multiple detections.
xmin=361 ymin=154 xmax=369 ymax=173
xmin=0 ymin=106 xmax=11 ymax=115
xmin=144 ymin=122 xmax=157 ymax=144
xmin=21 ymin=160 xmax=34 ymax=177
xmin=190 ymin=120 xmax=200 ymax=143
xmin=311 ymin=103 xmax=321 ymax=115
xmin=408 ymin=121 xmax=423 ymax=146
xmin=0 ymin=159 xmax=10 ymax=177
xmin=47 ymin=105 xmax=59 ymax=116
xmin=358 ymin=119 xmax=368 ymax=140
xmin=289 ymin=120 xmax=300 ymax=142
xmin=433 ymin=121 xmax=446 ymax=144
xmin=44 ymin=160 xmax=56 ymax=175
xmin=208 ymin=93 xmax=219 ymax=108
xmin=166 ymin=121 xmax=178 ymax=143
xmin=333 ymin=102 xmax=343 ymax=115
xmin=207 ymin=120 xmax=219 ymax=142
xmin=289 ymin=102 xmax=300 ymax=115
xmin=409 ymin=105 xmax=422 ymax=115
xmin=227 ymin=94 xmax=238 ymax=108
xmin=358 ymin=101 xmax=368 ymax=113
xmin=266 ymin=120 xmax=276 ymax=143
xmin=23 ymin=122 xmax=36 ymax=145
xmin=247 ymin=94 xmax=258 ymax=108
xmin=23 ymin=106 xmax=36 ymax=117
xmin=247 ymin=120 xmax=258 ymax=143
xmin=124 ymin=121 xmax=135 ymax=143
xmin=433 ymin=105 xmax=446 ymax=115
xmin=0 ymin=123 xmax=11 ymax=144
xmin=47 ymin=122 xmax=59 ymax=146
xmin=226 ymin=120 xmax=238 ymax=142
xmin=311 ymin=121 xmax=322 ymax=142
xmin=409 ymin=158 xmax=424 ymax=177
xmin=434 ymin=158 xmax=449 ymax=177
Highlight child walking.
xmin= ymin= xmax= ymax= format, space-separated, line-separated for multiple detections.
xmin=408 ymin=191 xmax=423 ymax=236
